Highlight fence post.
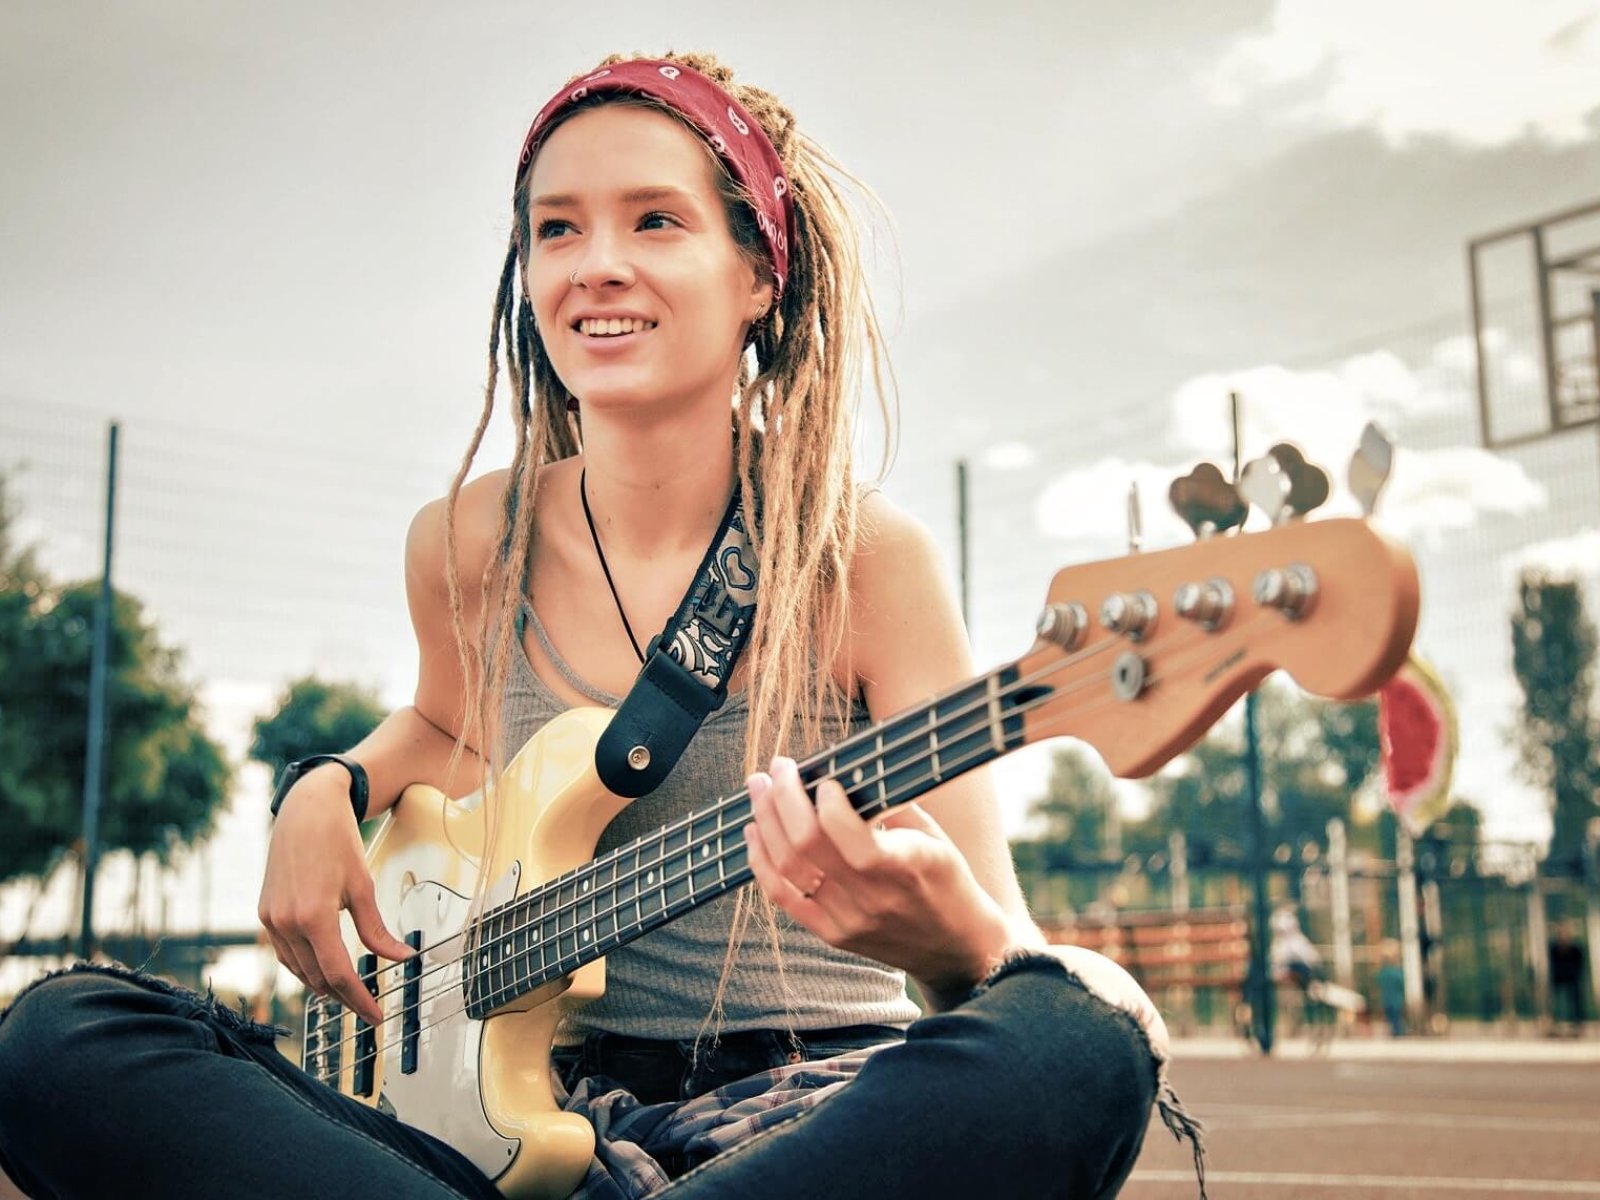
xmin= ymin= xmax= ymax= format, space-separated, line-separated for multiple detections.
xmin=1586 ymin=819 xmax=1600 ymax=1021
xmin=1169 ymin=831 xmax=1189 ymax=915
xmin=1526 ymin=876 xmax=1550 ymax=1026
xmin=1327 ymin=818 xmax=1354 ymax=989
xmin=1396 ymin=828 xmax=1426 ymax=1029
xmin=955 ymin=459 xmax=970 ymax=631
xmin=78 ymin=420 xmax=120 ymax=961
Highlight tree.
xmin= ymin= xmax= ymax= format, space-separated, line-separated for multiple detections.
xmin=1026 ymin=741 xmax=1120 ymax=859
xmin=0 ymin=475 xmax=232 ymax=885
xmin=250 ymin=676 xmax=386 ymax=779
xmin=1510 ymin=572 xmax=1600 ymax=871
xmin=1128 ymin=676 xmax=1385 ymax=863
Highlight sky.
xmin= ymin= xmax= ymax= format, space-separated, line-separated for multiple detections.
xmin=3 ymin=0 xmax=1599 ymax=976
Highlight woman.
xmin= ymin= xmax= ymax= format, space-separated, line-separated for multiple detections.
xmin=0 ymin=52 xmax=1194 ymax=1200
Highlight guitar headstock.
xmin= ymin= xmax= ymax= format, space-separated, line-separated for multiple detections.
xmin=1016 ymin=517 xmax=1419 ymax=777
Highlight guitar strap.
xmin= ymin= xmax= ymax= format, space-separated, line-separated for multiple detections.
xmin=594 ymin=484 xmax=758 ymax=798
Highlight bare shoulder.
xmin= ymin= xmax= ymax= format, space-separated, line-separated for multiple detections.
xmin=405 ymin=469 xmax=513 ymax=602
xmin=852 ymin=488 xmax=953 ymax=617
xmin=848 ymin=488 xmax=972 ymax=694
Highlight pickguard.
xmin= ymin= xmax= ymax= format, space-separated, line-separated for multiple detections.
xmin=375 ymin=865 xmax=523 ymax=1180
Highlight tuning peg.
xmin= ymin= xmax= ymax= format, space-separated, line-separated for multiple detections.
xmin=1267 ymin=443 xmax=1331 ymax=519
xmin=1238 ymin=454 xmax=1294 ymax=524
xmin=1168 ymin=462 xmax=1248 ymax=539
xmin=1127 ymin=482 xmax=1144 ymax=554
xmin=1348 ymin=421 xmax=1395 ymax=516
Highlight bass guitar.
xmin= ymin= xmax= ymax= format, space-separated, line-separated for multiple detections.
xmin=300 ymin=514 xmax=1419 ymax=1198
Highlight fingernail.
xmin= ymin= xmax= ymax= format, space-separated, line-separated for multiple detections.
xmin=770 ymin=756 xmax=794 ymax=777
xmin=746 ymin=772 xmax=771 ymax=799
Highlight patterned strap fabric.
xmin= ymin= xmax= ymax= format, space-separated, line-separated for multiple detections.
xmin=594 ymin=488 xmax=757 ymax=798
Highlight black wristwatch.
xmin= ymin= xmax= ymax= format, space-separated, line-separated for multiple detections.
xmin=269 ymin=753 xmax=370 ymax=823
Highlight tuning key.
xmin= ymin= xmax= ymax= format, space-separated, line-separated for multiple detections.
xmin=1348 ymin=421 xmax=1395 ymax=516
xmin=1254 ymin=564 xmax=1319 ymax=619
xmin=1238 ymin=454 xmax=1294 ymax=524
xmin=1100 ymin=591 xmax=1158 ymax=640
xmin=1036 ymin=602 xmax=1089 ymax=650
xmin=1267 ymin=443 xmax=1331 ymax=519
xmin=1168 ymin=462 xmax=1248 ymax=539
xmin=1174 ymin=578 xmax=1235 ymax=630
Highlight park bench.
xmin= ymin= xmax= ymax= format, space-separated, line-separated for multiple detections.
xmin=1040 ymin=907 xmax=1252 ymax=996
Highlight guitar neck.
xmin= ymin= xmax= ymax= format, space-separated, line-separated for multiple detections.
xmin=463 ymin=664 xmax=1027 ymax=1017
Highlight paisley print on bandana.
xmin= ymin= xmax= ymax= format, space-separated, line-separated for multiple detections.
xmin=516 ymin=59 xmax=794 ymax=297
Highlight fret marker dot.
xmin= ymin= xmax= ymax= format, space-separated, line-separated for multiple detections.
xmin=581 ymin=930 xmax=591 ymax=942
xmin=581 ymin=880 xmax=590 ymax=893
xmin=853 ymin=767 xmax=864 ymax=784
xmin=700 ymin=845 xmax=710 ymax=858
xmin=647 ymin=871 xmax=655 ymax=884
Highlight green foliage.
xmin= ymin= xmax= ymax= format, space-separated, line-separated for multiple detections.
xmin=1510 ymin=572 xmax=1600 ymax=871
xmin=0 ymin=477 xmax=232 ymax=884
xmin=1021 ymin=675 xmax=1396 ymax=871
xmin=1029 ymin=741 xmax=1118 ymax=851
xmin=249 ymin=676 xmax=386 ymax=777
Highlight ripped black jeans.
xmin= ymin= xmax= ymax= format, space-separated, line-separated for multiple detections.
xmin=0 ymin=955 xmax=1199 ymax=1199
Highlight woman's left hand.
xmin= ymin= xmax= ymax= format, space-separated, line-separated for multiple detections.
xmin=743 ymin=757 xmax=1022 ymax=1004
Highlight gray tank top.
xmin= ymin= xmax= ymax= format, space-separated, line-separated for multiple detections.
xmin=507 ymin=600 xmax=921 ymax=1039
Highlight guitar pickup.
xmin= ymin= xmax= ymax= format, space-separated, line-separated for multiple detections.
xmin=353 ymin=953 xmax=379 ymax=1098
xmin=401 ymin=930 xmax=423 ymax=1075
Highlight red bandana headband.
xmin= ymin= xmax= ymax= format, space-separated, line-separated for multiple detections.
xmin=516 ymin=59 xmax=793 ymax=297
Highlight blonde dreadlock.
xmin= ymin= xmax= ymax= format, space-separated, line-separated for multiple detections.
xmin=443 ymin=49 xmax=897 ymax=1023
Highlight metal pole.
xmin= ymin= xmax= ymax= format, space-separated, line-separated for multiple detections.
xmin=1532 ymin=227 xmax=1561 ymax=430
xmin=78 ymin=420 xmax=120 ymax=961
xmin=955 ymin=459 xmax=971 ymax=631
xmin=1526 ymin=873 xmax=1551 ymax=1026
xmin=1396 ymin=826 xmax=1426 ymax=1029
xmin=1328 ymin=818 xmax=1354 ymax=989
xmin=1169 ymin=831 xmax=1190 ymax=915
xmin=1243 ymin=692 xmax=1276 ymax=1052
xmin=1468 ymin=241 xmax=1492 ymax=443
xmin=1230 ymin=389 xmax=1276 ymax=1052
xmin=1586 ymin=819 xmax=1600 ymax=1022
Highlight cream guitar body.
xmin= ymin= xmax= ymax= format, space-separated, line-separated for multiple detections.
xmin=310 ymin=708 xmax=623 ymax=1200
xmin=300 ymin=516 xmax=1421 ymax=1200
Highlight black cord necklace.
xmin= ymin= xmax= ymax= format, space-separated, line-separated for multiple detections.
xmin=579 ymin=469 xmax=647 ymax=664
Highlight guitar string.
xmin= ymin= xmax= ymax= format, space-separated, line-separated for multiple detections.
xmin=305 ymin=619 xmax=1272 ymax=1080
xmin=311 ymin=639 xmax=1238 ymax=1085
xmin=307 ymin=630 xmax=1138 ymax=1033
xmin=302 ymin=613 xmax=1262 ymax=1061
xmin=304 ymin=635 xmax=1119 ymax=1029
xmin=304 ymin=613 xmax=1261 ymax=1063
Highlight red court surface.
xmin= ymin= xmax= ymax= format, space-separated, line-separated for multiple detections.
xmin=1127 ymin=1039 xmax=1600 ymax=1198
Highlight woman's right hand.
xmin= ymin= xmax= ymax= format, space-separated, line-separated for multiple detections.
xmin=257 ymin=766 xmax=413 ymax=1026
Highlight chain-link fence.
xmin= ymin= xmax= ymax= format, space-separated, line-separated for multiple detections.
xmin=4 ymin=282 xmax=1598 ymax=1019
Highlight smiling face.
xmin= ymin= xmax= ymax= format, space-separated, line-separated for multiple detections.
xmin=522 ymin=103 xmax=773 ymax=419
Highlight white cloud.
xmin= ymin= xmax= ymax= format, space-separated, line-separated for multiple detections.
xmin=982 ymin=441 xmax=1038 ymax=472
xmin=1033 ymin=456 xmax=1195 ymax=550
xmin=1380 ymin=445 xmax=1548 ymax=542
xmin=1208 ymin=0 xmax=1600 ymax=146
xmin=1504 ymin=528 xmax=1600 ymax=579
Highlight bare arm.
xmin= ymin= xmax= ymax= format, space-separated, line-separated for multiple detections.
xmin=259 ymin=472 xmax=507 ymax=1023
xmin=744 ymin=493 xmax=1166 ymax=1048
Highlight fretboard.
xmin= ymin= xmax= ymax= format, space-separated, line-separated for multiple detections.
xmin=463 ymin=663 xmax=1030 ymax=1018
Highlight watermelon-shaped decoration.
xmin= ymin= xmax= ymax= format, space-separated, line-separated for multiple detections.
xmin=1378 ymin=654 xmax=1457 ymax=834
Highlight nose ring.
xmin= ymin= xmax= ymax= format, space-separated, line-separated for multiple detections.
xmin=569 ymin=270 xmax=582 ymax=287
